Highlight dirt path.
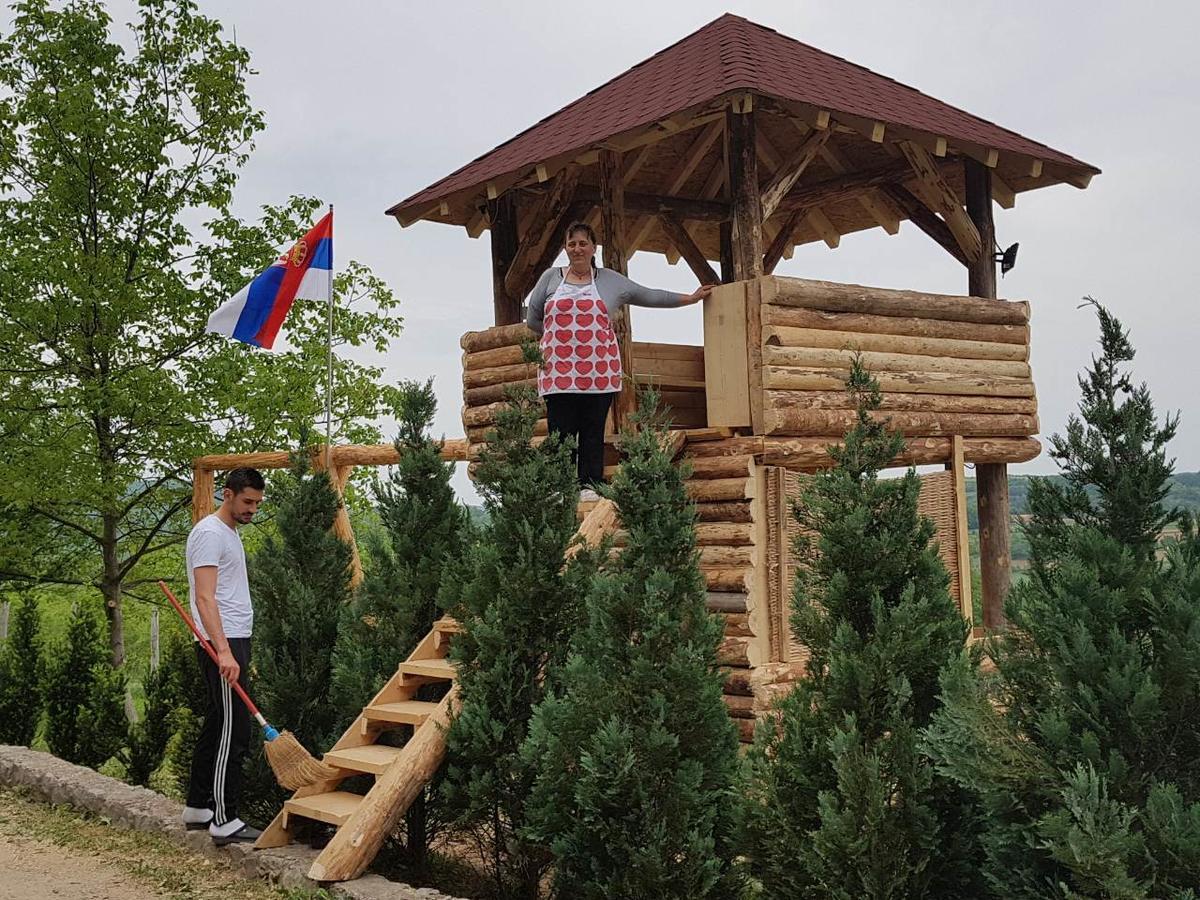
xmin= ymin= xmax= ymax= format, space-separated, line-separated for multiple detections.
xmin=0 ymin=787 xmax=317 ymax=899
xmin=0 ymin=833 xmax=160 ymax=900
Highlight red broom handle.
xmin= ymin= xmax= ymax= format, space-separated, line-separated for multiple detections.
xmin=157 ymin=580 xmax=264 ymax=720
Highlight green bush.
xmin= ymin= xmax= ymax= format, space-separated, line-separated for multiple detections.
xmin=740 ymin=362 xmax=983 ymax=899
xmin=0 ymin=595 xmax=42 ymax=748
xmin=125 ymin=621 xmax=198 ymax=786
xmin=0 ymin=593 xmax=43 ymax=745
xmin=43 ymin=603 xmax=127 ymax=768
xmin=439 ymin=387 xmax=586 ymax=899
xmin=523 ymin=397 xmax=743 ymax=899
xmin=331 ymin=380 xmax=471 ymax=869
xmin=241 ymin=456 xmax=353 ymax=825
xmin=926 ymin=301 xmax=1200 ymax=897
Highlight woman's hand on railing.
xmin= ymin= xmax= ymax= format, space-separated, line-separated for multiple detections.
xmin=680 ymin=284 xmax=716 ymax=306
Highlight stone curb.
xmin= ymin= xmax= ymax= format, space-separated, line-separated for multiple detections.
xmin=0 ymin=745 xmax=463 ymax=900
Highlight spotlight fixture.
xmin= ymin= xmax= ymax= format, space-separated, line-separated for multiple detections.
xmin=994 ymin=242 xmax=1019 ymax=277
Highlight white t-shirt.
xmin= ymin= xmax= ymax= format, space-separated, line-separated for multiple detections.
xmin=186 ymin=514 xmax=253 ymax=640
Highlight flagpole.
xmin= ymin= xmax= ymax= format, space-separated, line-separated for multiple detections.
xmin=325 ymin=204 xmax=334 ymax=469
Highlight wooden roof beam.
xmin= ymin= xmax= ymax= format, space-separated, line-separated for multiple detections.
xmin=586 ymin=142 xmax=656 ymax=232
xmin=991 ymin=173 xmax=1016 ymax=209
xmin=763 ymin=207 xmax=806 ymax=274
xmin=503 ymin=165 xmax=582 ymax=299
xmin=806 ymin=208 xmax=841 ymax=249
xmin=760 ymin=127 xmax=832 ymax=220
xmin=881 ymin=183 xmax=968 ymax=266
xmin=898 ymin=141 xmax=983 ymax=264
xmin=659 ymin=213 xmax=719 ymax=285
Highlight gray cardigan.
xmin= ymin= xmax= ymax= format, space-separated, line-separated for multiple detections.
xmin=525 ymin=267 xmax=683 ymax=336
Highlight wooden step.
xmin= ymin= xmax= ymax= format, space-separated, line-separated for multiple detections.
xmin=284 ymin=790 xmax=364 ymax=827
xmin=399 ymin=657 xmax=456 ymax=680
xmin=362 ymin=700 xmax=442 ymax=726
xmin=323 ymin=744 xmax=405 ymax=776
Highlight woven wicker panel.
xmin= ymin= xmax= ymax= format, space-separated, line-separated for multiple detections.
xmin=765 ymin=466 xmax=964 ymax=664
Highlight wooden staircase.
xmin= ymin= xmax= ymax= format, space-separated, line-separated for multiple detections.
xmin=254 ymin=617 xmax=461 ymax=882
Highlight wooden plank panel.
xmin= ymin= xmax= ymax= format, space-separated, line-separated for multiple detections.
xmin=703 ymin=282 xmax=751 ymax=427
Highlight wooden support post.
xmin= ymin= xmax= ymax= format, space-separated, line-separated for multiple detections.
xmin=965 ymin=158 xmax=1009 ymax=629
xmin=600 ymin=148 xmax=636 ymax=432
xmin=192 ymin=466 xmax=214 ymax=525
xmin=948 ymin=436 xmax=975 ymax=628
xmin=0 ymin=601 xmax=8 ymax=642
xmin=719 ymin=221 xmax=735 ymax=284
xmin=488 ymin=193 xmax=520 ymax=326
xmin=726 ymin=103 xmax=763 ymax=281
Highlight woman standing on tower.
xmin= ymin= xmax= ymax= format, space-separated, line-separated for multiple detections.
xmin=525 ymin=221 xmax=714 ymax=500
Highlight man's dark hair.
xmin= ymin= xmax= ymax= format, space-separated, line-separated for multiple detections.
xmin=224 ymin=467 xmax=265 ymax=494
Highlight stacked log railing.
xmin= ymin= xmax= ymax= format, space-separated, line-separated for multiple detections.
xmin=756 ymin=277 xmax=1038 ymax=439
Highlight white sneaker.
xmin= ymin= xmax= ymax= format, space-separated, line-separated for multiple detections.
xmin=578 ymin=488 xmax=601 ymax=503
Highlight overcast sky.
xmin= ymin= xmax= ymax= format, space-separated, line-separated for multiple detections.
xmin=101 ymin=2 xmax=1200 ymax=498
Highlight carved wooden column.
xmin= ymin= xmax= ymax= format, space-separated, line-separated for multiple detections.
xmin=488 ymin=193 xmax=520 ymax=326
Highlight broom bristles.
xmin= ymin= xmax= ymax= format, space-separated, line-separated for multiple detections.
xmin=263 ymin=729 xmax=341 ymax=790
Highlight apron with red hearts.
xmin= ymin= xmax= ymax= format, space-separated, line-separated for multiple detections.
xmin=537 ymin=267 xmax=622 ymax=396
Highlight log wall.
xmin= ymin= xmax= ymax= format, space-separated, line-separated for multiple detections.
xmin=703 ymin=276 xmax=1040 ymax=458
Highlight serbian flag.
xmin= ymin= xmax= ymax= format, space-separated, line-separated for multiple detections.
xmin=207 ymin=211 xmax=333 ymax=350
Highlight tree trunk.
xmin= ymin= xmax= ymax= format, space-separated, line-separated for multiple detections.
xmin=100 ymin=513 xmax=126 ymax=669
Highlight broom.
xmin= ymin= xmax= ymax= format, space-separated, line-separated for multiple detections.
xmin=157 ymin=580 xmax=340 ymax=791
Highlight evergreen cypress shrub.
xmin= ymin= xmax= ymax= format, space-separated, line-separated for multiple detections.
xmin=740 ymin=361 xmax=984 ymax=899
xmin=439 ymin=387 xmax=587 ymax=899
xmin=43 ymin=602 xmax=127 ymax=768
xmin=925 ymin=301 xmax=1200 ymax=897
xmin=522 ymin=397 xmax=743 ymax=899
xmin=331 ymin=379 xmax=471 ymax=869
xmin=331 ymin=379 xmax=470 ymax=716
xmin=0 ymin=593 xmax=42 ymax=745
xmin=126 ymin=620 xmax=196 ymax=786
xmin=241 ymin=456 xmax=353 ymax=823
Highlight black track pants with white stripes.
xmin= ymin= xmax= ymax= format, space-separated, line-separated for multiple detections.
xmin=187 ymin=637 xmax=252 ymax=827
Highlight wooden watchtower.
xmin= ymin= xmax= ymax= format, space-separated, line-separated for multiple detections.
xmin=250 ymin=15 xmax=1098 ymax=881
xmin=387 ymin=13 xmax=1098 ymax=649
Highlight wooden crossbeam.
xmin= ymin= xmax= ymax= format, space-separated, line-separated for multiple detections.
xmin=659 ymin=213 xmax=719 ymax=285
xmin=504 ymin=166 xmax=581 ymax=299
xmin=882 ymin=183 xmax=968 ymax=266
xmin=628 ymin=120 xmax=723 ymax=252
xmin=763 ymin=207 xmax=806 ymax=274
xmin=774 ymin=157 xmax=945 ymax=214
xmin=760 ymin=128 xmax=832 ymax=220
xmin=898 ymin=142 xmax=983 ymax=264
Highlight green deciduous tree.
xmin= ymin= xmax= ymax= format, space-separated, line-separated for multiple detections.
xmin=925 ymin=302 xmax=1200 ymax=898
xmin=0 ymin=0 xmax=402 ymax=670
xmin=523 ymin=397 xmax=743 ymax=899
xmin=43 ymin=602 xmax=127 ymax=768
xmin=740 ymin=361 xmax=983 ymax=899
xmin=0 ymin=593 xmax=43 ymax=745
xmin=439 ymin=388 xmax=587 ymax=899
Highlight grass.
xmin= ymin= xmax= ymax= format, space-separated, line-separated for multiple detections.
xmin=0 ymin=786 xmax=332 ymax=899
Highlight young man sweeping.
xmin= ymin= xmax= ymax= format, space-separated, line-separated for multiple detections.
xmin=181 ymin=467 xmax=265 ymax=845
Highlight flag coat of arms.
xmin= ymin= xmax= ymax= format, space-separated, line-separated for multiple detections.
xmin=207 ymin=211 xmax=333 ymax=349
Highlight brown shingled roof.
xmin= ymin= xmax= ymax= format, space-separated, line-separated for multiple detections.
xmin=389 ymin=13 xmax=1097 ymax=219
